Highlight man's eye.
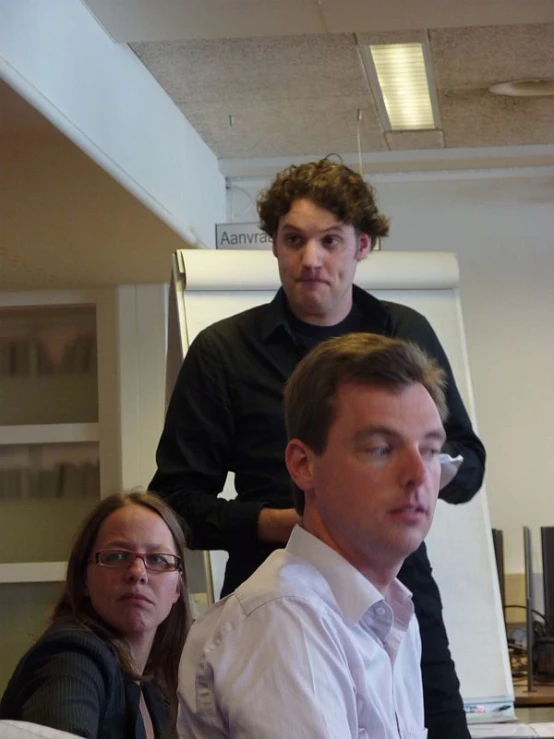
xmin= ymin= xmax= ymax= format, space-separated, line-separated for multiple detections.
xmin=422 ymin=448 xmax=441 ymax=460
xmin=322 ymin=235 xmax=340 ymax=248
xmin=284 ymin=234 xmax=302 ymax=247
xmin=366 ymin=445 xmax=391 ymax=457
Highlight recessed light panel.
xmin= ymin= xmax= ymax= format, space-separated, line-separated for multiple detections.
xmin=367 ymin=42 xmax=438 ymax=130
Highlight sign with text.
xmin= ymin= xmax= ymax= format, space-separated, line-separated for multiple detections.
xmin=215 ymin=222 xmax=272 ymax=249
xmin=215 ymin=222 xmax=382 ymax=250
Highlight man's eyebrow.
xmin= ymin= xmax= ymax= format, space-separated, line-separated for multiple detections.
xmin=280 ymin=222 xmax=345 ymax=233
xmin=425 ymin=429 xmax=447 ymax=442
xmin=352 ymin=426 xmax=396 ymax=444
xmin=352 ymin=426 xmax=446 ymax=443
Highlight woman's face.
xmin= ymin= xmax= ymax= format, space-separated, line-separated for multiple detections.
xmin=85 ymin=504 xmax=181 ymax=648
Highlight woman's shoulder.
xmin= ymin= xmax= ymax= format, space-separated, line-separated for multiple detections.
xmin=19 ymin=621 xmax=120 ymax=682
xmin=0 ymin=621 xmax=125 ymax=728
xmin=40 ymin=621 xmax=114 ymax=652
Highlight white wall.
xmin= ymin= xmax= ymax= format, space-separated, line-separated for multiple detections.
xmin=227 ymin=170 xmax=554 ymax=575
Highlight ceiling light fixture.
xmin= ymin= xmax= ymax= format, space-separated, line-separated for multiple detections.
xmin=360 ymin=41 xmax=441 ymax=131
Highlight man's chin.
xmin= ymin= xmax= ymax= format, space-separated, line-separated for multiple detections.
xmin=394 ymin=532 xmax=428 ymax=560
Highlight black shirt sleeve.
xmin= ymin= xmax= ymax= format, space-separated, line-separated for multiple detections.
xmin=149 ymin=329 xmax=265 ymax=551
xmin=389 ymin=304 xmax=486 ymax=504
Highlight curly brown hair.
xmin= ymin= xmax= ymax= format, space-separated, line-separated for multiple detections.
xmin=257 ymin=157 xmax=390 ymax=246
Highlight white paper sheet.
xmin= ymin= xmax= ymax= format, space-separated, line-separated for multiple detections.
xmin=529 ymin=725 xmax=554 ymax=738
xmin=0 ymin=721 xmax=81 ymax=738
xmin=469 ymin=724 xmax=538 ymax=738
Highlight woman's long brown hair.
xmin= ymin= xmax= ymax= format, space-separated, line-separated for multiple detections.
xmin=51 ymin=491 xmax=192 ymax=736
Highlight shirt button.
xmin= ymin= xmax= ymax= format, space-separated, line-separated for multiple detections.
xmin=376 ymin=606 xmax=386 ymax=617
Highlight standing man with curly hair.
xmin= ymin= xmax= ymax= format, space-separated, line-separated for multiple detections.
xmin=150 ymin=157 xmax=485 ymax=739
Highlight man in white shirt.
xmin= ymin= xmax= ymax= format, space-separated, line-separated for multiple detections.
xmin=178 ymin=332 xmax=451 ymax=739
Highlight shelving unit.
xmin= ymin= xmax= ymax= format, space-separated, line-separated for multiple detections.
xmin=0 ymin=423 xmax=99 ymax=446
xmin=0 ymin=285 xmax=166 ymax=691
xmin=0 ymin=302 xmax=100 ymax=536
xmin=0 ymin=289 xmax=120 ymax=690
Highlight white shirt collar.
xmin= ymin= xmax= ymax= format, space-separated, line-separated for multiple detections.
xmin=285 ymin=525 xmax=413 ymax=626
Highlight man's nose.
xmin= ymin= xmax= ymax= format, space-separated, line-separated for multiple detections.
xmin=400 ymin=447 xmax=426 ymax=488
xmin=301 ymin=239 xmax=321 ymax=268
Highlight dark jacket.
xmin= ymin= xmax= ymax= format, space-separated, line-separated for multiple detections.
xmin=0 ymin=623 xmax=170 ymax=739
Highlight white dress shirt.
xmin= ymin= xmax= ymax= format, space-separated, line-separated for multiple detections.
xmin=178 ymin=526 xmax=427 ymax=739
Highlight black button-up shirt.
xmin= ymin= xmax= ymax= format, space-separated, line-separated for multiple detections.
xmin=150 ymin=285 xmax=485 ymax=596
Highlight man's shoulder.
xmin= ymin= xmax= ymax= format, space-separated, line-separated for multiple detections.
xmin=235 ymin=550 xmax=331 ymax=615
xmin=193 ymin=300 xmax=275 ymax=347
xmin=353 ymin=285 xmax=432 ymax=337
xmin=185 ymin=552 xmax=330 ymax=656
xmin=378 ymin=298 xmax=435 ymax=342
xmin=207 ymin=301 xmax=273 ymax=332
xmin=378 ymin=297 xmax=429 ymax=328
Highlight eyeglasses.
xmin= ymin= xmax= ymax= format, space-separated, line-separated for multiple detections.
xmin=92 ymin=550 xmax=182 ymax=573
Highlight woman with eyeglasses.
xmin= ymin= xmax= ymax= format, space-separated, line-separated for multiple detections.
xmin=0 ymin=491 xmax=192 ymax=739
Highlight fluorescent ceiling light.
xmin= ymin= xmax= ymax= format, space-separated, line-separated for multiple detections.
xmin=364 ymin=42 xmax=440 ymax=131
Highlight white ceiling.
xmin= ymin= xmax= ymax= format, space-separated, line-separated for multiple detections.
xmin=1 ymin=0 xmax=554 ymax=290
xmin=85 ymin=0 xmax=554 ymax=162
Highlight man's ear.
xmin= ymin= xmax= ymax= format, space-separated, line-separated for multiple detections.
xmin=356 ymin=232 xmax=372 ymax=261
xmin=272 ymin=238 xmax=278 ymax=257
xmin=285 ymin=439 xmax=314 ymax=492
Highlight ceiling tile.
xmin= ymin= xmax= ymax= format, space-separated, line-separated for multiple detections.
xmin=130 ymin=23 xmax=554 ymax=158
xmin=386 ymin=130 xmax=445 ymax=150
xmin=131 ymin=34 xmax=368 ymax=103
xmin=431 ymin=24 xmax=554 ymax=90
xmin=179 ymin=96 xmax=386 ymax=158
xmin=356 ymin=29 xmax=428 ymax=46
xmin=440 ymin=88 xmax=554 ymax=147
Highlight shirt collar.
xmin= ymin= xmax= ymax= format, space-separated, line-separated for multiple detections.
xmin=260 ymin=285 xmax=391 ymax=342
xmin=285 ymin=525 xmax=412 ymax=625
xmin=260 ymin=288 xmax=290 ymax=341
xmin=352 ymin=284 xmax=391 ymax=333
